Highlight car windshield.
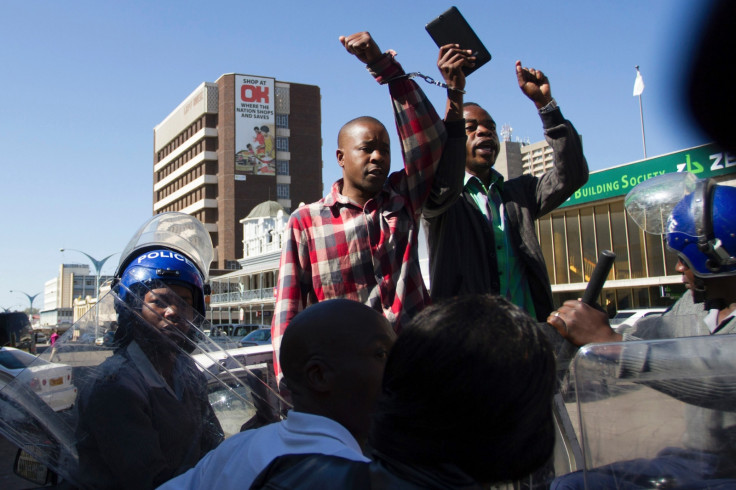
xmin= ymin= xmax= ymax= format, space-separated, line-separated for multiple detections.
xmin=245 ymin=330 xmax=269 ymax=341
xmin=0 ymin=350 xmax=31 ymax=369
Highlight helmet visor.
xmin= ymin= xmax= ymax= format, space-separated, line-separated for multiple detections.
xmin=116 ymin=213 xmax=214 ymax=281
xmin=624 ymin=172 xmax=698 ymax=236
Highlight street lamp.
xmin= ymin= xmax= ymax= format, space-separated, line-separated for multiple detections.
xmin=9 ymin=290 xmax=41 ymax=322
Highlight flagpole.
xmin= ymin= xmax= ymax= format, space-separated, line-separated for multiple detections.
xmin=635 ymin=66 xmax=647 ymax=159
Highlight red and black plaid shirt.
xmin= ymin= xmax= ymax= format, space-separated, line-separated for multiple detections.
xmin=271 ymin=53 xmax=447 ymax=377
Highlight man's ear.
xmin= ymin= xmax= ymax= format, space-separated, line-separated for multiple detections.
xmin=304 ymin=358 xmax=333 ymax=393
xmin=336 ymin=149 xmax=345 ymax=168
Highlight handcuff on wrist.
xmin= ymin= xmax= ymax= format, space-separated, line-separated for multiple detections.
xmin=380 ymin=72 xmax=466 ymax=94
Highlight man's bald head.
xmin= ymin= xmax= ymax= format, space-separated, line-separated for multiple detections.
xmin=279 ymin=298 xmax=395 ymax=441
xmin=337 ymin=116 xmax=386 ymax=148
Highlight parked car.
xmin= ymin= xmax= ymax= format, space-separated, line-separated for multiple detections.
xmin=230 ymin=324 xmax=262 ymax=338
xmin=0 ymin=347 xmax=77 ymax=412
xmin=610 ymin=308 xmax=667 ymax=333
xmin=238 ymin=327 xmax=271 ymax=347
xmin=207 ymin=324 xmax=263 ymax=349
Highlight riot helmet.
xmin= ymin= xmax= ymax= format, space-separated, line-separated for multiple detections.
xmin=113 ymin=213 xmax=213 ymax=351
xmin=625 ymin=173 xmax=736 ymax=279
xmin=666 ymin=179 xmax=736 ymax=278
xmin=118 ymin=249 xmax=206 ymax=315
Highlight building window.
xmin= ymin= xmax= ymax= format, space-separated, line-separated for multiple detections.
xmin=276 ymin=114 xmax=289 ymax=128
xmin=276 ymin=137 xmax=289 ymax=152
xmin=225 ymin=260 xmax=241 ymax=271
xmin=277 ymin=184 xmax=290 ymax=199
xmin=276 ymin=160 xmax=289 ymax=175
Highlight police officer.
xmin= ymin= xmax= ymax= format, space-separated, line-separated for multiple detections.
xmin=75 ymin=213 xmax=224 ymax=489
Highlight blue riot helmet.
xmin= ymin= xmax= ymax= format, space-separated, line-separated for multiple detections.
xmin=666 ymin=179 xmax=736 ymax=278
xmin=113 ymin=213 xmax=213 ymax=352
xmin=119 ymin=249 xmax=206 ymax=315
xmin=626 ymin=173 xmax=736 ymax=280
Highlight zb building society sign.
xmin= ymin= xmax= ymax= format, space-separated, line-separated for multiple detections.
xmin=560 ymin=143 xmax=736 ymax=208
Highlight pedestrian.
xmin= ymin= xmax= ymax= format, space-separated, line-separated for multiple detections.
xmin=49 ymin=328 xmax=59 ymax=361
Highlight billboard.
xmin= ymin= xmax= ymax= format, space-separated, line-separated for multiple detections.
xmin=235 ymin=75 xmax=276 ymax=176
xmin=559 ymin=144 xmax=736 ymax=208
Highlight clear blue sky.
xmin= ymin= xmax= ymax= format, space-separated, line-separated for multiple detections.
xmin=0 ymin=0 xmax=713 ymax=311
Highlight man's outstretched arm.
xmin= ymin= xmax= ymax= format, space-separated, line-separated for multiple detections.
xmin=340 ymin=31 xmax=447 ymax=212
xmin=515 ymin=61 xmax=588 ymax=216
xmin=423 ymin=43 xmax=473 ymax=219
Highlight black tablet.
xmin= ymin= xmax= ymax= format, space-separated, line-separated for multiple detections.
xmin=426 ymin=6 xmax=491 ymax=76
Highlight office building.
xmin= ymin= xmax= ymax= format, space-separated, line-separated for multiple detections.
xmin=495 ymin=123 xmax=571 ymax=180
xmin=153 ymin=74 xmax=323 ymax=272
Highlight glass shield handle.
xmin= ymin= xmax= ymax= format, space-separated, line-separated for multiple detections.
xmin=581 ymin=250 xmax=616 ymax=305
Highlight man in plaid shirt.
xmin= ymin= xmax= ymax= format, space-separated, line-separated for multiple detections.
xmin=271 ymin=32 xmax=472 ymax=379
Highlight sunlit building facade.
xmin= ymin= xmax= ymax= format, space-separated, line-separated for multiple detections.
xmin=208 ymin=201 xmax=287 ymax=326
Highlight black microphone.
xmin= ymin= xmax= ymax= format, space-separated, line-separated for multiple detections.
xmin=581 ymin=250 xmax=616 ymax=305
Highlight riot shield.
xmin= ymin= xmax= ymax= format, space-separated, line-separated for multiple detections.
xmin=0 ymin=281 xmax=287 ymax=488
xmin=554 ymin=334 xmax=736 ymax=489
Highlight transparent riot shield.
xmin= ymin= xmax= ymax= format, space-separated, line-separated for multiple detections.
xmin=553 ymin=334 xmax=736 ymax=489
xmin=0 ymin=281 xmax=288 ymax=489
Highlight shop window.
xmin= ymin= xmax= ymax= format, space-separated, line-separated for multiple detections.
xmin=610 ymin=201 xmax=630 ymax=280
xmin=565 ymin=210 xmax=583 ymax=283
xmin=552 ymin=214 xmax=568 ymax=284
xmin=627 ymin=212 xmax=646 ymax=279
xmin=538 ymin=217 xmax=554 ymax=284
xmin=645 ymin=233 xmax=666 ymax=277
xmin=580 ymin=208 xmax=597 ymax=282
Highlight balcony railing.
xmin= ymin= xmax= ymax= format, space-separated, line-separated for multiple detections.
xmin=245 ymin=240 xmax=282 ymax=257
xmin=210 ymin=287 xmax=275 ymax=306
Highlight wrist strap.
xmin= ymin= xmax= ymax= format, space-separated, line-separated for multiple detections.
xmin=538 ymin=98 xmax=558 ymax=114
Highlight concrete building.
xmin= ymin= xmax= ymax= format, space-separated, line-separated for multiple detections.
xmin=39 ymin=264 xmax=113 ymax=330
xmin=495 ymin=123 xmax=568 ymax=180
xmin=153 ymin=74 xmax=323 ymax=273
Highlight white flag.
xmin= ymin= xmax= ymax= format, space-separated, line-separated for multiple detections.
xmin=633 ymin=70 xmax=645 ymax=96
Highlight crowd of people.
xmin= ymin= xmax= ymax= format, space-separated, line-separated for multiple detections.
xmin=10 ymin=3 xmax=736 ymax=487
